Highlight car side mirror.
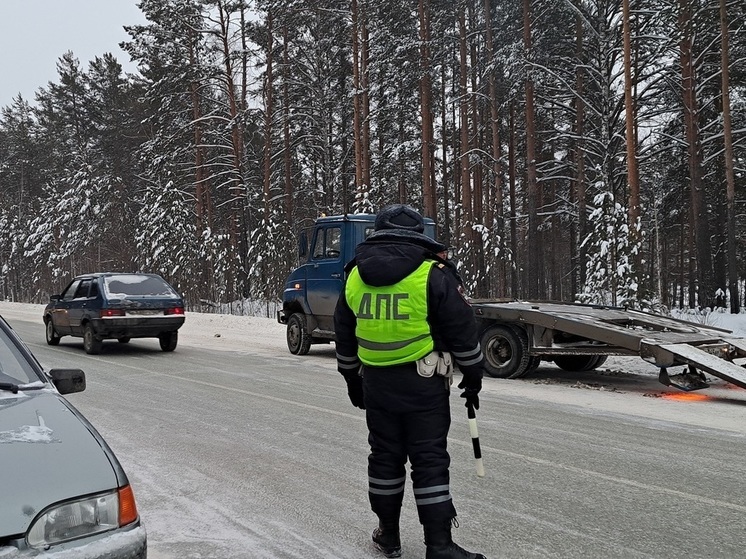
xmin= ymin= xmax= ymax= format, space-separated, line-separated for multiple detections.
xmin=49 ymin=369 xmax=86 ymax=395
xmin=49 ymin=295 xmax=61 ymax=302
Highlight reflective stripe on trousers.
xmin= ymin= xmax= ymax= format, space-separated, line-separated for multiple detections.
xmin=364 ymin=364 xmax=457 ymax=524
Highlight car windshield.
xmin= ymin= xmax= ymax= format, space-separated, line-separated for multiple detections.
xmin=103 ymin=275 xmax=179 ymax=299
xmin=0 ymin=323 xmax=39 ymax=386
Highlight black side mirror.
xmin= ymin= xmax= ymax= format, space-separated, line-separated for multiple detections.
xmin=49 ymin=295 xmax=61 ymax=302
xmin=299 ymin=231 xmax=308 ymax=258
xmin=49 ymin=369 xmax=86 ymax=395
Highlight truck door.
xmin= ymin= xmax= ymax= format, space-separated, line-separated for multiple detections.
xmin=306 ymin=225 xmax=343 ymax=331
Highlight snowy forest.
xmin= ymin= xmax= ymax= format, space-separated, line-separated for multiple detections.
xmin=0 ymin=0 xmax=745 ymax=315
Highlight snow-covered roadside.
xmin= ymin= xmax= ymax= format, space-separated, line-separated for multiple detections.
xmin=6 ymin=299 xmax=745 ymax=358
xmin=2 ymin=300 xmax=745 ymax=436
xmin=671 ymin=307 xmax=746 ymax=337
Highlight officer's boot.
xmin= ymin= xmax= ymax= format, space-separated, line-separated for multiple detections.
xmin=423 ymin=518 xmax=486 ymax=559
xmin=372 ymin=514 xmax=401 ymax=558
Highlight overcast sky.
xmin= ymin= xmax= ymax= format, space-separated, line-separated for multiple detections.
xmin=0 ymin=0 xmax=147 ymax=109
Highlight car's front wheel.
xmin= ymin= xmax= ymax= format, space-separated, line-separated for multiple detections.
xmin=159 ymin=331 xmax=178 ymax=352
xmin=83 ymin=324 xmax=102 ymax=355
xmin=45 ymin=319 xmax=61 ymax=346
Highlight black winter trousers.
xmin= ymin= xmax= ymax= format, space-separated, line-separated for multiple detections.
xmin=363 ymin=364 xmax=457 ymax=525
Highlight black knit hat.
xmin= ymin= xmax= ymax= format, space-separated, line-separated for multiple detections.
xmin=374 ymin=204 xmax=425 ymax=233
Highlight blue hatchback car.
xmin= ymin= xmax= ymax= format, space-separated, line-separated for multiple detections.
xmin=44 ymin=272 xmax=185 ymax=354
xmin=0 ymin=314 xmax=146 ymax=557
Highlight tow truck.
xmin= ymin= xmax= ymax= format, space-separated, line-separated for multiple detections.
xmin=278 ymin=213 xmax=746 ymax=392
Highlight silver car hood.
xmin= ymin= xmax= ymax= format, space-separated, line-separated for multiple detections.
xmin=0 ymin=390 xmax=117 ymax=537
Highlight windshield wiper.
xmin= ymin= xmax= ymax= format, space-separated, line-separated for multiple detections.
xmin=0 ymin=382 xmax=20 ymax=393
xmin=0 ymin=381 xmax=44 ymax=394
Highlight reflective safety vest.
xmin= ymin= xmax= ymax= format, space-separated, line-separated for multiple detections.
xmin=345 ymin=260 xmax=435 ymax=366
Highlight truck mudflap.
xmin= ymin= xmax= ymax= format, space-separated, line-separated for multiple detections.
xmin=641 ymin=340 xmax=746 ymax=391
xmin=277 ymin=309 xmax=288 ymax=324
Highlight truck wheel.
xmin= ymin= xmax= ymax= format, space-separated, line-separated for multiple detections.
xmin=592 ymin=356 xmax=608 ymax=369
xmin=480 ymin=324 xmax=534 ymax=379
xmin=525 ymin=354 xmax=541 ymax=376
xmin=45 ymin=319 xmax=61 ymax=346
xmin=287 ymin=313 xmax=312 ymax=355
xmin=83 ymin=324 xmax=102 ymax=355
xmin=554 ymin=355 xmax=606 ymax=372
xmin=159 ymin=331 xmax=178 ymax=352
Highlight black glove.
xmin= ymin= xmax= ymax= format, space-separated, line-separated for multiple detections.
xmin=458 ymin=375 xmax=482 ymax=410
xmin=344 ymin=374 xmax=365 ymax=409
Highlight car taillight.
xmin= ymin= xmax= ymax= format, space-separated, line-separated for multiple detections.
xmin=100 ymin=309 xmax=126 ymax=317
xmin=165 ymin=307 xmax=185 ymax=316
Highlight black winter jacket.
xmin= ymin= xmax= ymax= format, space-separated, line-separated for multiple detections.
xmin=333 ymin=232 xmax=484 ymax=381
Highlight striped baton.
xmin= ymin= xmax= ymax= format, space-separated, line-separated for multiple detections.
xmin=467 ymin=403 xmax=485 ymax=477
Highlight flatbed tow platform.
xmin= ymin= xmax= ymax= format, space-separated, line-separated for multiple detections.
xmin=471 ymin=300 xmax=746 ymax=391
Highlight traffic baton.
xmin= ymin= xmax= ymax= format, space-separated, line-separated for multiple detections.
xmin=467 ymin=403 xmax=485 ymax=477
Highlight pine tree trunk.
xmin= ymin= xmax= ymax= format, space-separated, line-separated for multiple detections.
xmin=440 ymin=64 xmax=451 ymax=246
xmin=351 ymin=0 xmax=364 ymax=206
xmin=218 ymin=1 xmax=247 ymax=298
xmin=362 ymin=18 xmax=371 ymax=196
xmin=283 ymin=26 xmax=293 ymax=224
xmin=622 ymin=0 xmax=641 ymax=289
xmin=688 ymin=205 xmax=696 ymax=309
xmin=679 ymin=0 xmax=714 ymax=308
xmin=458 ymin=6 xmax=473 ymax=265
xmin=338 ymin=50 xmax=350 ymax=214
xmin=679 ymin=203 xmax=686 ymax=308
xmin=483 ymin=0 xmax=505 ymax=297
xmin=262 ymin=9 xmax=274 ymax=227
xmin=572 ymin=4 xmax=586 ymax=298
xmin=509 ymin=102 xmax=519 ymax=298
xmin=189 ymin=26 xmax=213 ymax=303
xmin=719 ymin=0 xmax=739 ymax=313
xmin=550 ymin=178 xmax=559 ymax=299
xmin=468 ymin=1 xmax=485 ymax=296
xmin=188 ymin=27 xmax=211 ymax=234
xmin=419 ymin=0 xmax=436 ymax=220
xmin=523 ymin=0 xmax=539 ymax=299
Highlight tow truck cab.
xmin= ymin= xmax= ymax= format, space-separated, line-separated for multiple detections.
xmin=278 ymin=213 xmax=436 ymax=355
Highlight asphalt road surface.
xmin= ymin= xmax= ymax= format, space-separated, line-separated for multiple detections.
xmin=6 ymin=312 xmax=746 ymax=559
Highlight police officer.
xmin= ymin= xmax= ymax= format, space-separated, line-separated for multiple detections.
xmin=334 ymin=204 xmax=486 ymax=559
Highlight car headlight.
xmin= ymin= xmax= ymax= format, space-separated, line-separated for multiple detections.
xmin=27 ymin=491 xmax=119 ymax=547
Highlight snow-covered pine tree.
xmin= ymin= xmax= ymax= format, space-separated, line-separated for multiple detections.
xmin=578 ymin=188 xmax=641 ymax=308
xmin=134 ymin=175 xmax=199 ymax=301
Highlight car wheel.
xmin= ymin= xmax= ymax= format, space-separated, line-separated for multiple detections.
xmin=287 ymin=313 xmax=311 ymax=355
xmin=118 ymin=337 xmax=131 ymax=344
xmin=45 ymin=319 xmax=61 ymax=346
xmin=480 ymin=324 xmax=535 ymax=379
xmin=83 ymin=324 xmax=102 ymax=355
xmin=159 ymin=331 xmax=178 ymax=352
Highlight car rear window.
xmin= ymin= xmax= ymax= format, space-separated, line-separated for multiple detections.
xmin=103 ymin=275 xmax=180 ymax=299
